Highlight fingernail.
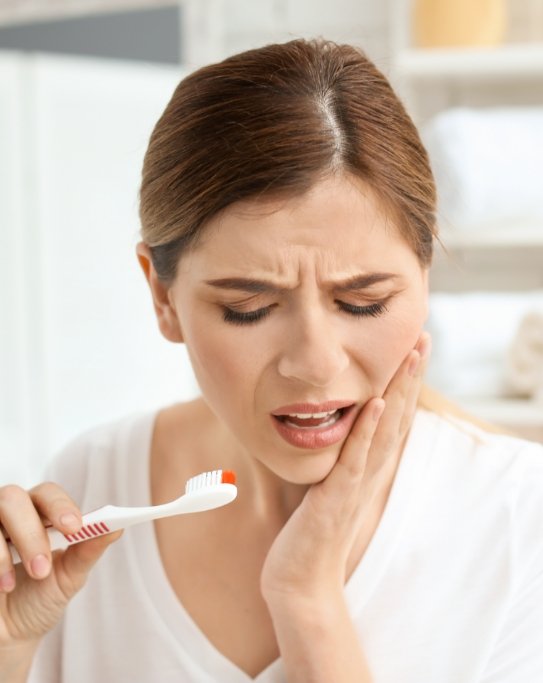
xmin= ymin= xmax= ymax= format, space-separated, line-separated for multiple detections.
xmin=60 ymin=512 xmax=80 ymax=530
xmin=0 ymin=570 xmax=15 ymax=592
xmin=31 ymin=554 xmax=50 ymax=579
xmin=418 ymin=334 xmax=431 ymax=359
xmin=408 ymin=353 xmax=420 ymax=377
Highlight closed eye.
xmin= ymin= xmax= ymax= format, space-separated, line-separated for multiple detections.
xmin=223 ymin=306 xmax=273 ymax=325
xmin=222 ymin=300 xmax=388 ymax=326
xmin=338 ymin=301 xmax=388 ymax=318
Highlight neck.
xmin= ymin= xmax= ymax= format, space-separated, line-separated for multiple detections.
xmin=206 ymin=403 xmax=309 ymax=523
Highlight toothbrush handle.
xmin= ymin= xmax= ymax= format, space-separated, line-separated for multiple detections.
xmin=8 ymin=506 xmax=116 ymax=566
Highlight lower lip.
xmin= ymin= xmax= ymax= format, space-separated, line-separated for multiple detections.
xmin=270 ymin=406 xmax=358 ymax=449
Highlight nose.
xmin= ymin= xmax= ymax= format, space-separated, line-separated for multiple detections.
xmin=277 ymin=308 xmax=350 ymax=387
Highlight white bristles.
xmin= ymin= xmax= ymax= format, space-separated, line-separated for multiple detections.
xmin=185 ymin=469 xmax=223 ymax=494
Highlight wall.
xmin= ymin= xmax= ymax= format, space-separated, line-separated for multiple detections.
xmin=0 ymin=5 xmax=180 ymax=62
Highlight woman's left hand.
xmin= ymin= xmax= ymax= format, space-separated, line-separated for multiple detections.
xmin=260 ymin=332 xmax=431 ymax=605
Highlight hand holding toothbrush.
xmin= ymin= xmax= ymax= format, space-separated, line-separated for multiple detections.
xmin=0 ymin=481 xmax=123 ymax=674
xmin=0 ymin=469 xmax=236 ymax=677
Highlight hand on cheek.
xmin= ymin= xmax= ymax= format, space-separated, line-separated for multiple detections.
xmin=363 ymin=331 xmax=431 ymax=477
xmin=261 ymin=334 xmax=432 ymax=603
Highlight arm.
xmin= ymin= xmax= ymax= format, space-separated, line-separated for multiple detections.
xmin=267 ymin=593 xmax=372 ymax=682
xmin=0 ymin=641 xmax=39 ymax=683
xmin=261 ymin=333 xmax=431 ymax=682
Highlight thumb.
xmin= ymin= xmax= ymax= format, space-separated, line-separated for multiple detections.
xmin=54 ymin=530 xmax=123 ymax=598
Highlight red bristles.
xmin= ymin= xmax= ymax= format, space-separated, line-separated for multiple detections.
xmin=221 ymin=470 xmax=236 ymax=485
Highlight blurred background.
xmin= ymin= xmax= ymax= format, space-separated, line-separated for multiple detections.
xmin=1 ymin=0 xmax=542 ymax=486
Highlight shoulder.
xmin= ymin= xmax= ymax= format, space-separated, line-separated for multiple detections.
xmin=412 ymin=407 xmax=543 ymax=507
xmin=427 ymin=408 xmax=543 ymax=465
xmin=415 ymin=405 xmax=541 ymax=459
xmin=417 ymin=408 xmax=543 ymax=537
xmin=44 ymin=410 xmax=158 ymax=506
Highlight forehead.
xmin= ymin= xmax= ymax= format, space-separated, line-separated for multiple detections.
xmin=179 ymin=174 xmax=413 ymax=279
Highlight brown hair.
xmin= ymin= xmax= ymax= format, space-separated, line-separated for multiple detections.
xmin=139 ymin=38 xmax=437 ymax=282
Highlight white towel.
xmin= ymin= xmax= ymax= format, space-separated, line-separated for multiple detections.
xmin=427 ymin=292 xmax=543 ymax=398
xmin=423 ymin=107 xmax=543 ymax=230
xmin=506 ymin=312 xmax=543 ymax=401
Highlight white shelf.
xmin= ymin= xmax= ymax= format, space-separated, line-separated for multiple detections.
xmin=395 ymin=43 xmax=543 ymax=80
xmin=439 ymin=224 xmax=543 ymax=249
xmin=458 ymin=397 xmax=543 ymax=428
xmin=0 ymin=1 xmax=171 ymax=26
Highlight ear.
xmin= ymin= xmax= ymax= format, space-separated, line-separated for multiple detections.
xmin=136 ymin=242 xmax=184 ymax=343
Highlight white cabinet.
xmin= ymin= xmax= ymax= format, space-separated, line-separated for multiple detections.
xmin=0 ymin=53 xmax=201 ymax=486
xmin=387 ymin=1 xmax=543 ymax=441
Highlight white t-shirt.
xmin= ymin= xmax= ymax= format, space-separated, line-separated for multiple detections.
xmin=28 ymin=408 xmax=543 ymax=683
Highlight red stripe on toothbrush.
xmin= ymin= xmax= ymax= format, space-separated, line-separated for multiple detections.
xmin=87 ymin=525 xmax=98 ymax=536
xmin=98 ymin=522 xmax=110 ymax=533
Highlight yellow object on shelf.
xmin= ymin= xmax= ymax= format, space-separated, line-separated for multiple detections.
xmin=413 ymin=0 xmax=507 ymax=48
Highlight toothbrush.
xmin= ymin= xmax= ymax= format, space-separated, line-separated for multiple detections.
xmin=8 ymin=469 xmax=237 ymax=565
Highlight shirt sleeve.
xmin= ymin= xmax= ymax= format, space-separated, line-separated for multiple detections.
xmin=479 ymin=445 xmax=543 ymax=682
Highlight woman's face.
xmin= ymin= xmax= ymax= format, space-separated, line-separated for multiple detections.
xmin=167 ymin=174 xmax=429 ymax=483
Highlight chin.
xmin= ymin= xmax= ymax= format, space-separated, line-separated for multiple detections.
xmin=257 ymin=446 xmax=340 ymax=485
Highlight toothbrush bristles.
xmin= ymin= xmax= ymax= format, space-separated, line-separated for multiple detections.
xmin=185 ymin=469 xmax=237 ymax=494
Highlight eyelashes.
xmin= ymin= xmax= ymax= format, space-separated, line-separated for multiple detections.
xmin=222 ymin=301 xmax=388 ymax=326
xmin=223 ymin=307 xmax=273 ymax=325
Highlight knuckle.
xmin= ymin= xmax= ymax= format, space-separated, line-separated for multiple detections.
xmin=0 ymin=539 xmax=14 ymax=572
xmin=339 ymin=458 xmax=366 ymax=481
xmin=31 ymin=482 xmax=77 ymax=512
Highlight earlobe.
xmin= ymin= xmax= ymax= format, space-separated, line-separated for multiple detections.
xmin=135 ymin=242 xmax=184 ymax=343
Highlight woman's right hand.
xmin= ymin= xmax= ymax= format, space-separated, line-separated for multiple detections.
xmin=0 ymin=482 xmax=121 ymax=649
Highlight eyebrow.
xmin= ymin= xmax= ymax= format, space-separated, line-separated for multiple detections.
xmin=204 ymin=273 xmax=398 ymax=293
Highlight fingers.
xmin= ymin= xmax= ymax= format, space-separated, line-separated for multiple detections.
xmin=334 ymin=331 xmax=431 ymax=490
xmin=0 ymin=482 xmax=82 ymax=590
xmin=333 ymin=397 xmax=385 ymax=481
xmin=54 ymin=530 xmax=123 ymax=600
xmin=371 ymin=332 xmax=432 ymax=465
xmin=400 ymin=333 xmax=432 ymax=435
xmin=331 ymin=332 xmax=431 ymax=484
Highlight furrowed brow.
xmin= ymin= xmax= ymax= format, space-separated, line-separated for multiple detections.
xmin=334 ymin=273 xmax=398 ymax=292
xmin=204 ymin=278 xmax=281 ymax=293
xmin=204 ymin=273 xmax=397 ymax=293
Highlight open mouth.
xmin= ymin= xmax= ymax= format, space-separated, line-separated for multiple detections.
xmin=273 ymin=406 xmax=351 ymax=429
xmin=270 ymin=404 xmax=358 ymax=449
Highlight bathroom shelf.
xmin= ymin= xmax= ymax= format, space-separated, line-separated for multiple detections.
xmin=439 ymin=224 xmax=543 ymax=249
xmin=394 ymin=43 xmax=543 ymax=81
xmin=459 ymin=397 xmax=542 ymax=426
xmin=388 ymin=2 xmax=543 ymax=444
xmin=457 ymin=397 xmax=543 ymax=443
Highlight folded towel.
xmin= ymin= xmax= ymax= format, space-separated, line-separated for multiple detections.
xmin=423 ymin=107 xmax=543 ymax=230
xmin=506 ymin=311 xmax=543 ymax=400
xmin=426 ymin=292 xmax=543 ymax=397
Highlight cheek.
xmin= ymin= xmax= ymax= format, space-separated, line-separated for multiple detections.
xmin=182 ymin=312 xmax=261 ymax=415
xmin=359 ymin=302 xmax=427 ymax=393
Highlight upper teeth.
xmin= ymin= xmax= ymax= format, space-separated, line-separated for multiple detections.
xmin=286 ymin=410 xmax=337 ymax=419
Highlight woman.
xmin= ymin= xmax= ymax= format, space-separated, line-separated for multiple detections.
xmin=1 ymin=39 xmax=542 ymax=683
